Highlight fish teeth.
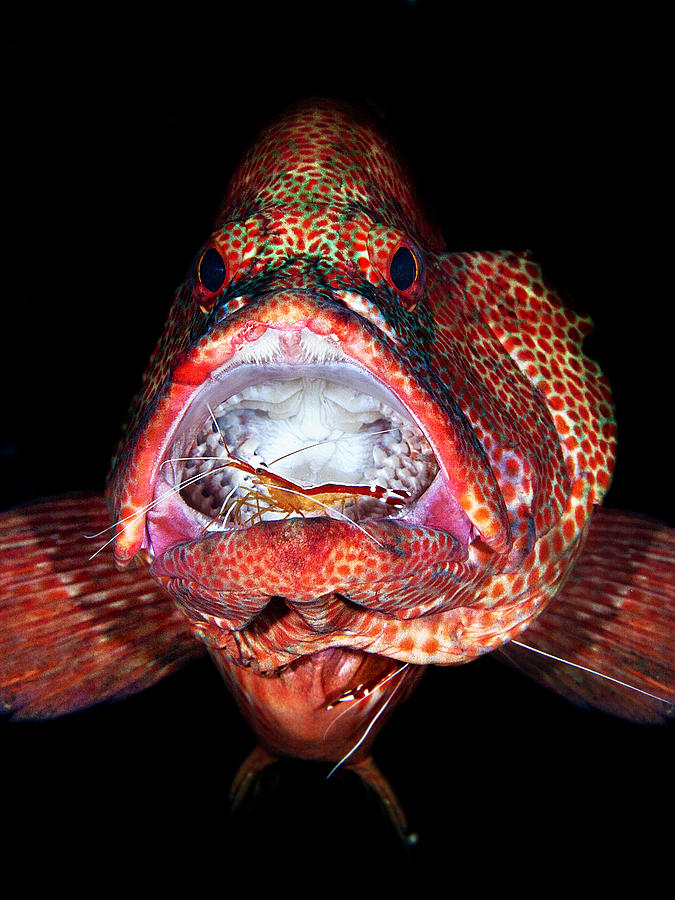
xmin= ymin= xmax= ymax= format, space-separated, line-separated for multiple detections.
xmin=231 ymin=329 xmax=282 ymax=364
xmin=298 ymin=327 xmax=342 ymax=363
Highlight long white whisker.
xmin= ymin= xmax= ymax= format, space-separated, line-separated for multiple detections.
xmin=84 ymin=461 xmax=245 ymax=558
xmin=82 ymin=460 xmax=233 ymax=540
xmin=159 ymin=455 xmax=232 ymax=469
xmin=203 ymin=482 xmax=242 ymax=533
xmin=322 ymin=663 xmax=410 ymax=741
xmin=85 ymin=416 xmax=397 ymax=555
xmin=207 ymin=403 xmax=229 ymax=448
xmin=322 ymin=698 xmax=362 ymax=740
xmin=222 ymin=489 xmax=242 ymax=527
xmin=511 ymin=640 xmax=671 ymax=706
xmin=326 ymin=672 xmax=406 ymax=779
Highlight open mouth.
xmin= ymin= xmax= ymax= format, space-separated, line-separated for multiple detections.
xmin=173 ymin=374 xmax=439 ymax=529
xmin=144 ymin=326 xmax=489 ymax=668
xmin=139 ymin=323 xmax=488 ymax=565
xmin=154 ymin=319 xmax=448 ymax=544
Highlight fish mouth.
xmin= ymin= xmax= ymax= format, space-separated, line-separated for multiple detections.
xmin=169 ymin=365 xmax=438 ymax=531
xmin=144 ymin=320 xmax=506 ymax=678
xmin=147 ymin=326 xmax=475 ymax=558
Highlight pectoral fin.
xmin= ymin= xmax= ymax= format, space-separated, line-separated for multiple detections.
xmin=0 ymin=493 xmax=204 ymax=719
xmin=496 ymin=507 xmax=675 ymax=722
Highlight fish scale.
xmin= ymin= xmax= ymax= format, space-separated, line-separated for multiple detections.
xmin=1 ymin=100 xmax=673 ymax=837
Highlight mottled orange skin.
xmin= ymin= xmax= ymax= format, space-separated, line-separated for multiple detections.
xmin=104 ymin=101 xmax=615 ymax=764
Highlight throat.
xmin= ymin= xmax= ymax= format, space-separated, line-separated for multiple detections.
xmin=209 ymin=646 xmax=426 ymax=763
xmin=173 ymin=376 xmax=438 ymax=527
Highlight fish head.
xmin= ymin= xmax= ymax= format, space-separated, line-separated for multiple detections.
xmin=105 ymin=101 xmax=616 ymax=759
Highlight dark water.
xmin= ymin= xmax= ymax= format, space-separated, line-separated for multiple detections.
xmin=3 ymin=3 xmax=670 ymax=888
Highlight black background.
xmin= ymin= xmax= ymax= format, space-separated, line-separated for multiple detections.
xmin=3 ymin=2 xmax=671 ymax=888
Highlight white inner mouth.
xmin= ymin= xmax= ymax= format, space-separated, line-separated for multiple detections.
xmin=176 ymin=376 xmax=438 ymax=525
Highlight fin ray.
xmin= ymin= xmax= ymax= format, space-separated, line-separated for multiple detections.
xmin=0 ymin=493 xmax=204 ymax=719
xmin=496 ymin=507 xmax=675 ymax=722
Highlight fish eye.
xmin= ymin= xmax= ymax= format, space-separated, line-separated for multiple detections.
xmin=198 ymin=247 xmax=227 ymax=293
xmin=389 ymin=246 xmax=418 ymax=292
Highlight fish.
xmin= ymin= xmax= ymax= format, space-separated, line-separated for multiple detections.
xmin=2 ymin=99 xmax=673 ymax=837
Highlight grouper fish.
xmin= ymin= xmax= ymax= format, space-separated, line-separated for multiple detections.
xmin=2 ymin=100 xmax=673 ymax=830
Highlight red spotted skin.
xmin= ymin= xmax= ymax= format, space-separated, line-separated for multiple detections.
xmin=106 ymin=101 xmax=616 ymax=763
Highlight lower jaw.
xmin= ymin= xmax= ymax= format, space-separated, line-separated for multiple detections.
xmin=210 ymin=645 xmax=426 ymax=763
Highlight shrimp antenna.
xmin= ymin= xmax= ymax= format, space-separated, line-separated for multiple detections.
xmin=323 ymin=663 xmax=410 ymax=740
xmin=326 ymin=669 xmax=407 ymax=779
xmin=83 ymin=459 xmax=247 ymax=558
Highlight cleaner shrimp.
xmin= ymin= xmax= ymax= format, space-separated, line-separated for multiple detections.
xmin=86 ymin=413 xmax=411 ymax=557
xmin=188 ymin=406 xmax=411 ymax=532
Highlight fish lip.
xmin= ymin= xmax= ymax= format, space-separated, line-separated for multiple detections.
xmin=173 ymin=324 xmax=427 ymax=439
